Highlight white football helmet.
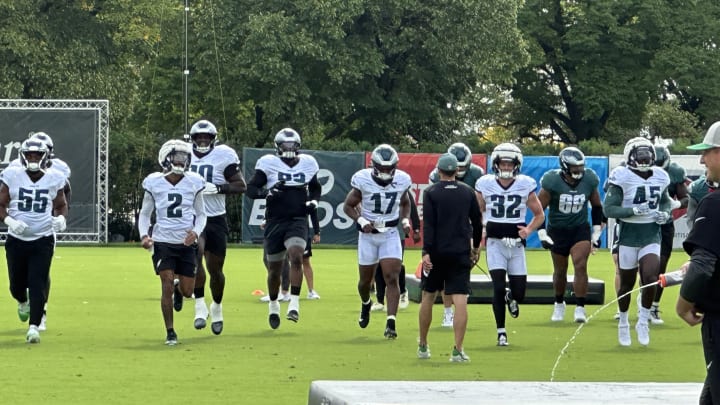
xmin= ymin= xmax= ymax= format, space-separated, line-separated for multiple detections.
xmin=491 ymin=143 xmax=523 ymax=179
xmin=20 ymin=139 xmax=50 ymax=172
xmin=189 ymin=120 xmax=218 ymax=153
xmin=370 ymin=144 xmax=399 ymax=185
xmin=448 ymin=143 xmax=472 ymax=179
xmin=158 ymin=139 xmax=192 ymax=175
xmin=624 ymin=137 xmax=655 ymax=172
xmin=274 ymin=128 xmax=301 ymax=160
xmin=29 ymin=132 xmax=54 ymax=158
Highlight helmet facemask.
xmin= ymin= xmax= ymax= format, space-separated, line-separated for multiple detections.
xmin=629 ymin=146 xmax=655 ymax=172
xmin=559 ymin=147 xmax=585 ymax=180
xmin=274 ymin=128 xmax=302 ymax=161
xmin=20 ymin=140 xmax=49 ymax=172
xmin=448 ymin=143 xmax=472 ymax=179
xmin=370 ymin=144 xmax=399 ymax=186
xmin=165 ymin=151 xmax=190 ymax=175
xmin=494 ymin=158 xmax=518 ymax=179
xmin=191 ymin=132 xmax=216 ymax=153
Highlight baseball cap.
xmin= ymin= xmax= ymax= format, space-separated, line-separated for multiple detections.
xmin=688 ymin=121 xmax=720 ymax=150
xmin=437 ymin=153 xmax=458 ymax=171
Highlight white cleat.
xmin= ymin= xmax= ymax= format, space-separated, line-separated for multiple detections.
xmin=441 ymin=312 xmax=454 ymax=327
xmin=399 ymin=292 xmax=409 ymax=309
xmin=26 ymin=325 xmax=40 ymax=344
xmin=38 ymin=313 xmax=47 ymax=331
xmin=618 ymin=322 xmax=631 ymax=347
xmin=551 ymin=302 xmax=566 ymax=322
xmin=370 ymin=302 xmax=385 ymax=312
xmin=306 ymin=290 xmax=321 ymax=300
xmin=574 ymin=306 xmax=587 ymax=323
xmin=636 ymin=321 xmax=650 ymax=346
xmin=650 ymin=306 xmax=664 ymax=325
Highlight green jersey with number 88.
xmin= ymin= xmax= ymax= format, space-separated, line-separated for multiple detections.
xmin=540 ymin=168 xmax=600 ymax=228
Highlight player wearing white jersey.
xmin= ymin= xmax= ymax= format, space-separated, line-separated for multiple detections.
xmin=246 ymin=128 xmax=321 ymax=329
xmin=0 ymin=139 xmax=67 ymax=343
xmin=186 ymin=120 xmax=246 ymax=335
xmin=343 ymin=144 xmax=412 ymax=339
xmin=475 ymin=143 xmax=545 ymax=346
xmin=138 ymin=140 xmax=207 ymax=345
xmin=604 ymin=137 xmax=672 ymax=347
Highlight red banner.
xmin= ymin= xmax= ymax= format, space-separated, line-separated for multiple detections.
xmin=364 ymin=152 xmax=487 ymax=247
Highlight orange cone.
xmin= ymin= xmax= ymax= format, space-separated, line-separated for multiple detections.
xmin=252 ymin=289 xmax=265 ymax=296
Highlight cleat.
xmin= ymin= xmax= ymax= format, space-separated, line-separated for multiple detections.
xmin=194 ymin=300 xmax=209 ymax=330
xmin=26 ymin=325 xmax=40 ymax=344
xmin=441 ymin=312 xmax=454 ymax=327
xmin=399 ymin=292 xmax=409 ymax=309
xmin=278 ymin=293 xmax=291 ymax=302
xmin=449 ymin=347 xmax=470 ymax=362
xmin=173 ymin=282 xmax=183 ymax=312
xmin=636 ymin=321 xmax=650 ymax=346
xmin=551 ymin=302 xmax=566 ymax=322
xmin=260 ymin=295 xmax=271 ymax=303
xmin=371 ymin=302 xmax=385 ymax=312
xmin=269 ymin=313 xmax=281 ymax=329
xmin=17 ymin=300 xmax=30 ymax=322
xmin=574 ymin=307 xmax=587 ymax=323
xmin=618 ymin=322 xmax=631 ymax=346
xmin=165 ymin=330 xmax=178 ymax=346
xmin=497 ymin=333 xmax=509 ymax=347
xmin=505 ymin=289 xmax=519 ymax=318
xmin=287 ymin=309 xmax=299 ymax=323
xmin=384 ymin=319 xmax=397 ymax=339
xmin=650 ymin=306 xmax=664 ymax=325
xmin=210 ymin=302 xmax=223 ymax=335
xmin=38 ymin=312 xmax=47 ymax=331
xmin=613 ymin=311 xmax=620 ymax=321
xmin=417 ymin=344 xmax=431 ymax=359
xmin=306 ymin=290 xmax=321 ymax=300
xmin=358 ymin=301 xmax=372 ymax=328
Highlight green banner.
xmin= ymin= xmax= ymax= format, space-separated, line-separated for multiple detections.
xmin=242 ymin=148 xmax=365 ymax=245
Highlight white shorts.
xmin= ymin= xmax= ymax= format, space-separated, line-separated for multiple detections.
xmin=618 ymin=244 xmax=661 ymax=270
xmin=357 ymin=228 xmax=403 ymax=266
xmin=485 ymin=238 xmax=527 ymax=276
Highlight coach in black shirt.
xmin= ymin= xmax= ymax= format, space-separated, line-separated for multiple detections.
xmin=418 ymin=153 xmax=482 ymax=362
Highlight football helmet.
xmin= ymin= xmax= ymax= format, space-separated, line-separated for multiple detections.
xmin=189 ymin=120 xmax=218 ymax=153
xmin=559 ymin=147 xmax=585 ymax=180
xmin=448 ymin=143 xmax=472 ymax=179
xmin=654 ymin=144 xmax=670 ymax=169
xmin=274 ymin=128 xmax=301 ymax=160
xmin=370 ymin=144 xmax=399 ymax=185
xmin=29 ymin=132 xmax=54 ymax=158
xmin=20 ymin=139 xmax=50 ymax=172
xmin=624 ymin=137 xmax=655 ymax=172
xmin=158 ymin=139 xmax=192 ymax=175
xmin=491 ymin=143 xmax=523 ymax=179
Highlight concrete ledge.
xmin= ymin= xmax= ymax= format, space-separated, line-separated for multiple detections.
xmin=406 ymin=274 xmax=605 ymax=305
xmin=308 ymin=380 xmax=702 ymax=405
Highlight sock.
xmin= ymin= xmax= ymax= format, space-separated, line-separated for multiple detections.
xmin=576 ymin=297 xmax=586 ymax=307
xmin=269 ymin=301 xmax=280 ymax=314
xmin=554 ymin=295 xmax=564 ymax=304
xmin=638 ymin=307 xmax=650 ymax=323
xmin=387 ymin=315 xmax=396 ymax=321
xmin=497 ymin=328 xmax=506 ymax=335
xmin=363 ymin=298 xmax=372 ymax=305
xmin=444 ymin=307 xmax=453 ymax=316
xmin=289 ymin=295 xmax=300 ymax=312
xmin=290 ymin=286 xmax=301 ymax=296
xmin=386 ymin=318 xmax=396 ymax=330
xmin=652 ymin=301 xmax=660 ymax=308
xmin=619 ymin=311 xmax=629 ymax=324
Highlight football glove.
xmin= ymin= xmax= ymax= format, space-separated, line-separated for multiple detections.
xmin=632 ymin=202 xmax=650 ymax=216
xmin=537 ymin=229 xmax=554 ymax=250
xmin=670 ymin=199 xmax=682 ymax=210
xmin=306 ymin=199 xmax=318 ymax=214
xmin=203 ymin=182 xmax=228 ymax=195
xmin=51 ymin=215 xmax=67 ymax=232
xmin=591 ymin=225 xmax=602 ymax=249
xmin=265 ymin=181 xmax=284 ymax=202
xmin=653 ymin=211 xmax=671 ymax=225
xmin=4 ymin=216 xmax=28 ymax=235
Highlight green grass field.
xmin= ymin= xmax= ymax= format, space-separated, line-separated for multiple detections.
xmin=0 ymin=246 xmax=704 ymax=404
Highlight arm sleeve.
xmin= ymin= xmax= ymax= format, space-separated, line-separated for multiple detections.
xmin=591 ymin=205 xmax=603 ymax=226
xmin=469 ymin=191 xmax=482 ymax=249
xmin=138 ymin=191 xmax=155 ymax=238
xmin=680 ymin=247 xmax=718 ymax=303
xmin=192 ymin=192 xmax=207 ymax=236
xmin=686 ymin=196 xmax=699 ymax=228
xmin=422 ymin=189 xmax=435 ymax=255
xmin=310 ymin=206 xmax=320 ymax=235
xmin=603 ymin=184 xmax=635 ymax=218
xmin=245 ymin=170 xmax=268 ymax=199
xmin=658 ymin=188 xmax=673 ymax=213
xmin=307 ymin=174 xmax=322 ymax=201
xmin=408 ymin=192 xmax=420 ymax=230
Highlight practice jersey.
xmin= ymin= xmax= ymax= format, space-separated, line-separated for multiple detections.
xmin=3 ymin=157 xmax=71 ymax=181
xmin=351 ymin=168 xmax=412 ymax=229
xmin=665 ymin=162 xmax=687 ymax=199
xmin=190 ymin=145 xmax=240 ymax=217
xmin=255 ymin=154 xmax=319 ymax=221
xmin=607 ymin=166 xmax=670 ymax=225
xmin=142 ymin=171 xmax=205 ymax=244
xmin=429 ymin=163 xmax=484 ymax=189
xmin=688 ymin=176 xmax=714 ymax=204
xmin=540 ymin=168 xmax=599 ymax=228
xmin=2 ymin=166 xmax=66 ymax=241
xmin=475 ymin=174 xmax=536 ymax=238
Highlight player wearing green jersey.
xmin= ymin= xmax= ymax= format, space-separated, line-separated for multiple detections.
xmin=604 ymin=137 xmax=673 ymax=347
xmin=686 ymin=174 xmax=718 ymax=229
xmin=538 ymin=147 xmax=603 ymax=323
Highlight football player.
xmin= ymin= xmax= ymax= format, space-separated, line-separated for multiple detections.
xmin=475 ymin=143 xmax=545 ymax=346
xmin=0 ymin=139 xmax=67 ymax=343
xmin=537 ymin=147 xmax=603 ymax=323
xmin=186 ymin=120 xmax=246 ymax=335
xmin=343 ymin=144 xmax=412 ymax=339
xmin=246 ymin=128 xmax=321 ymax=329
xmin=604 ymin=136 xmax=672 ymax=347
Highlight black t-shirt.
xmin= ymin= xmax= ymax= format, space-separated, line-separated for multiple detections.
xmin=422 ymin=180 xmax=482 ymax=256
xmin=684 ymin=191 xmax=720 ymax=259
xmin=683 ymin=191 xmax=720 ymax=313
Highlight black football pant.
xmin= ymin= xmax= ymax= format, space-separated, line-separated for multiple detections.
xmin=5 ymin=235 xmax=54 ymax=327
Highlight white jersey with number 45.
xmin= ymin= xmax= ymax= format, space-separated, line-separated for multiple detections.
xmin=351 ymin=168 xmax=411 ymax=228
xmin=607 ymin=166 xmax=669 ymax=224
xmin=475 ymin=174 xmax=537 ymax=224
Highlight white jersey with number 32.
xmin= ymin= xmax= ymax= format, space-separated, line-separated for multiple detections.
xmin=475 ymin=174 xmax=537 ymax=224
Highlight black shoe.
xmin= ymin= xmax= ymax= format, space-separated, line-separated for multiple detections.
xmin=384 ymin=319 xmax=397 ymax=339
xmin=173 ymin=284 xmax=183 ymax=312
xmin=505 ymin=289 xmax=519 ymax=318
xmin=165 ymin=330 xmax=178 ymax=346
xmin=287 ymin=310 xmax=299 ymax=323
xmin=358 ymin=301 xmax=372 ymax=328
xmin=269 ymin=313 xmax=280 ymax=329
xmin=211 ymin=321 xmax=223 ymax=335
xmin=194 ymin=317 xmax=207 ymax=330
